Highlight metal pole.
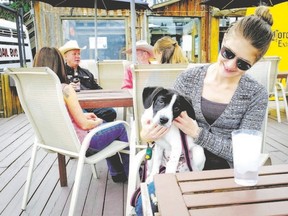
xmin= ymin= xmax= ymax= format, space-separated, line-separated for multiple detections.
xmin=130 ymin=0 xmax=137 ymax=64
xmin=94 ymin=0 xmax=98 ymax=61
xmin=15 ymin=11 xmax=24 ymax=67
xmin=0 ymin=4 xmax=25 ymax=67
xmin=19 ymin=8 xmax=26 ymax=66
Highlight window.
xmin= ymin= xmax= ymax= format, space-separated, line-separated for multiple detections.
xmin=148 ymin=16 xmax=201 ymax=62
xmin=62 ymin=19 xmax=126 ymax=60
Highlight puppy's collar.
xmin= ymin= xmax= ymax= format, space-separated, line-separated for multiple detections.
xmin=145 ymin=141 xmax=155 ymax=160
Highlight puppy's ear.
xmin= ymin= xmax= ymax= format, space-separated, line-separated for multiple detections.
xmin=142 ymin=87 xmax=164 ymax=109
xmin=180 ymin=95 xmax=195 ymax=119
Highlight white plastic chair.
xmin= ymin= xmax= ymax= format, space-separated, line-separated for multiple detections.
xmin=249 ymin=56 xmax=288 ymax=123
xmin=265 ymin=56 xmax=288 ymax=123
xmin=246 ymin=58 xmax=278 ymax=165
xmin=4 ymin=67 xmax=130 ymax=216
xmin=276 ymin=72 xmax=288 ymax=119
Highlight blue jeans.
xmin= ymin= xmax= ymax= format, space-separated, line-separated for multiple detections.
xmin=89 ymin=122 xmax=129 ymax=177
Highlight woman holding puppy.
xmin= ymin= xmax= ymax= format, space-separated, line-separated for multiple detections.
xmin=141 ymin=6 xmax=273 ymax=171
xmin=137 ymin=6 xmax=273 ymax=216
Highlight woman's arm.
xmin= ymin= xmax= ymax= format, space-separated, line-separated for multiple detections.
xmin=62 ymin=85 xmax=103 ymax=130
xmin=176 ymin=86 xmax=268 ymax=163
xmin=173 ymin=67 xmax=268 ymax=163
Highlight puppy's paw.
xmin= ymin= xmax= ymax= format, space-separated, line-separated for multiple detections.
xmin=165 ymin=161 xmax=178 ymax=173
xmin=191 ymin=145 xmax=206 ymax=171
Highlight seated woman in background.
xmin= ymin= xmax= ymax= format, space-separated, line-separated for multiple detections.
xmin=153 ymin=36 xmax=188 ymax=64
xmin=33 ymin=47 xmax=129 ymax=183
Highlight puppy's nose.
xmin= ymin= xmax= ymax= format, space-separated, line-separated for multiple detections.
xmin=160 ymin=117 xmax=169 ymax=125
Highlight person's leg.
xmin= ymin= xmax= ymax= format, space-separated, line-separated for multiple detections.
xmin=89 ymin=122 xmax=129 ymax=182
xmin=106 ymin=153 xmax=127 ymax=182
xmin=91 ymin=107 xmax=117 ymax=122
xmin=120 ymin=152 xmax=129 ymax=177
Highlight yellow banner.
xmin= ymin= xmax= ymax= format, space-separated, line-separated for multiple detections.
xmin=247 ymin=3 xmax=288 ymax=72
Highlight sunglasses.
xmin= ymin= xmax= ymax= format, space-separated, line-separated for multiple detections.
xmin=220 ymin=46 xmax=252 ymax=71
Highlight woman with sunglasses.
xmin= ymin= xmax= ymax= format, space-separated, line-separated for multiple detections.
xmin=141 ymin=6 xmax=273 ymax=171
xmin=172 ymin=6 xmax=273 ymax=170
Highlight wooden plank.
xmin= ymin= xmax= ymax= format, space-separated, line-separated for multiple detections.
xmin=77 ymin=89 xmax=133 ymax=109
xmin=183 ymin=187 xmax=288 ymax=208
xmin=0 ymin=75 xmax=23 ymax=117
xmin=0 ymin=149 xmax=55 ymax=214
xmin=103 ymin=176 xmax=126 ymax=215
xmin=41 ymin=158 xmax=78 ymax=216
xmin=0 ymin=137 xmax=34 ymax=191
xmin=154 ymin=174 xmax=190 ymax=216
xmin=189 ymin=201 xmax=288 ymax=216
xmin=180 ymin=174 xmax=288 ymax=193
xmin=0 ymin=113 xmax=25 ymax=126
xmin=176 ymin=164 xmax=288 ymax=182
xmin=82 ymin=161 xmax=109 ymax=216
xmin=0 ymin=113 xmax=28 ymax=136
xmin=0 ymin=130 xmax=34 ymax=167
xmin=176 ymin=168 xmax=234 ymax=181
xmin=23 ymin=157 xmax=63 ymax=216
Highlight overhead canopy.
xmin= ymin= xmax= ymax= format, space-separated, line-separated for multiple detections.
xmin=36 ymin=0 xmax=150 ymax=10
xmin=200 ymin=0 xmax=288 ymax=10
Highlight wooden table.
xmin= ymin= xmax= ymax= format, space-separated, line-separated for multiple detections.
xmin=154 ymin=164 xmax=288 ymax=216
xmin=77 ymin=89 xmax=133 ymax=109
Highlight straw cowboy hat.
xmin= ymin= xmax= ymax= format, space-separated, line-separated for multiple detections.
xmin=59 ymin=40 xmax=87 ymax=54
xmin=123 ymin=40 xmax=154 ymax=57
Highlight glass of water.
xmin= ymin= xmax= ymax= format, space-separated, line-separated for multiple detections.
xmin=232 ymin=129 xmax=262 ymax=186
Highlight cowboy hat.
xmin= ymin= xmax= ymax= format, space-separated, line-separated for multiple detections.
xmin=123 ymin=40 xmax=154 ymax=57
xmin=59 ymin=40 xmax=87 ymax=54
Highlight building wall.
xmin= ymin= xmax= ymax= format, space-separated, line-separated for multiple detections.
xmin=151 ymin=0 xmax=212 ymax=62
xmin=33 ymin=2 xmax=144 ymax=52
xmin=247 ymin=3 xmax=288 ymax=72
xmin=34 ymin=1 xmax=214 ymax=63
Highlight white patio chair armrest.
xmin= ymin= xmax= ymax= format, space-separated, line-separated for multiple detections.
xmin=141 ymin=182 xmax=153 ymax=216
xmin=81 ymin=120 xmax=130 ymax=154
xmin=126 ymin=149 xmax=146 ymax=216
xmin=259 ymin=153 xmax=272 ymax=166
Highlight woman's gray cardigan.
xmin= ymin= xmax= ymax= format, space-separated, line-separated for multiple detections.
xmin=173 ymin=65 xmax=268 ymax=164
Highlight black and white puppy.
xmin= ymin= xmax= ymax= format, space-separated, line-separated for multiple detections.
xmin=141 ymin=87 xmax=205 ymax=183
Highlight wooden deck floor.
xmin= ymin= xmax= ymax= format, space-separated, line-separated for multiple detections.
xmin=0 ymin=103 xmax=288 ymax=216
xmin=0 ymin=113 xmax=128 ymax=216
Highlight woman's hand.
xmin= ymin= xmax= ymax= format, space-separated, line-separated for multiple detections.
xmin=84 ymin=112 xmax=97 ymax=120
xmin=69 ymin=82 xmax=79 ymax=91
xmin=140 ymin=119 xmax=169 ymax=142
xmin=84 ymin=113 xmax=103 ymax=127
xmin=173 ymin=111 xmax=201 ymax=139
